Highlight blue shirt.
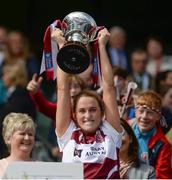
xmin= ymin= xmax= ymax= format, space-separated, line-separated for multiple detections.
xmin=133 ymin=124 xmax=156 ymax=164
xmin=108 ymin=48 xmax=127 ymax=69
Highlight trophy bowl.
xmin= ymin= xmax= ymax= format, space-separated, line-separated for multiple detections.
xmin=57 ymin=11 xmax=97 ymax=74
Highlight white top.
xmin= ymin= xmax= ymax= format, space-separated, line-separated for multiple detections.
xmin=146 ymin=55 xmax=172 ymax=77
xmin=0 ymin=158 xmax=9 ymax=178
xmin=56 ymin=120 xmax=123 ymax=179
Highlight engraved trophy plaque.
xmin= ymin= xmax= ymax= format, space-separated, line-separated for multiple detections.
xmin=57 ymin=11 xmax=97 ymax=74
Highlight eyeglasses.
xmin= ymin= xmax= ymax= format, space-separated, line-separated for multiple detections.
xmin=136 ymin=106 xmax=159 ymax=117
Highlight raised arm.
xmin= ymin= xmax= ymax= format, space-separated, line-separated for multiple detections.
xmin=51 ymin=28 xmax=71 ymax=137
xmin=98 ymin=28 xmax=122 ymax=132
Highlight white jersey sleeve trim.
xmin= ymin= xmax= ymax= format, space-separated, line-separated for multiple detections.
xmin=56 ymin=120 xmax=76 ymax=151
xmin=102 ymin=120 xmax=124 ymax=148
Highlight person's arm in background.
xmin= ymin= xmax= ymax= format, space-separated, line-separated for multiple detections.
xmin=27 ymin=73 xmax=56 ymax=121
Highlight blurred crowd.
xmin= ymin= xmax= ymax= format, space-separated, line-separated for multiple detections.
xmin=0 ymin=24 xmax=172 ymax=179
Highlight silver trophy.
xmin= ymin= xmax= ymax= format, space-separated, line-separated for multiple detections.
xmin=57 ymin=11 xmax=97 ymax=74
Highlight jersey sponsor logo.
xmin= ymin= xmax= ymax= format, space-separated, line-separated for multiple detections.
xmin=86 ymin=146 xmax=106 ymax=157
xmin=74 ymin=148 xmax=83 ymax=157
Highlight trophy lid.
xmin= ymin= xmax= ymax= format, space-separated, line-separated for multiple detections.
xmin=61 ymin=11 xmax=97 ymax=44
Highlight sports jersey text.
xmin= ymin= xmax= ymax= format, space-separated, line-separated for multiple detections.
xmin=86 ymin=146 xmax=106 ymax=156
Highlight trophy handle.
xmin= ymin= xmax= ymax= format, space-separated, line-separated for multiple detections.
xmin=60 ymin=21 xmax=67 ymax=35
xmin=89 ymin=26 xmax=105 ymax=43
